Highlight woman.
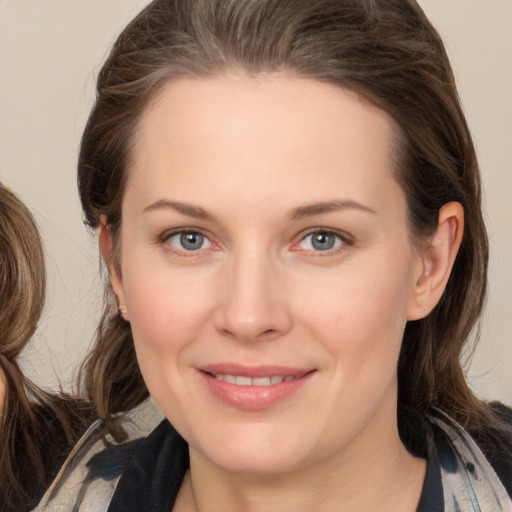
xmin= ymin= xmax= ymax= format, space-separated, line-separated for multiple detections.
xmin=36 ymin=0 xmax=512 ymax=510
xmin=0 ymin=183 xmax=94 ymax=511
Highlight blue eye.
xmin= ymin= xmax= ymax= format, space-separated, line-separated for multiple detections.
xmin=299 ymin=231 xmax=343 ymax=251
xmin=166 ymin=231 xmax=211 ymax=251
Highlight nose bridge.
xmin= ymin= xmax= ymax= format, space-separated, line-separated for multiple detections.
xmin=214 ymin=244 xmax=291 ymax=341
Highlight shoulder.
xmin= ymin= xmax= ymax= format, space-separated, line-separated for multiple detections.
xmin=488 ymin=401 xmax=512 ymax=424
xmin=428 ymin=405 xmax=512 ymax=508
xmin=33 ymin=399 xmax=163 ymax=512
xmin=477 ymin=401 xmax=512 ymax=499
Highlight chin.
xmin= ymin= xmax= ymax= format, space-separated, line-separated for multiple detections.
xmin=191 ymin=423 xmax=312 ymax=475
xmin=206 ymin=447 xmax=306 ymax=475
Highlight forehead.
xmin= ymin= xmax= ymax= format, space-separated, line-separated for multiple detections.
xmin=127 ymin=75 xmax=403 ymax=217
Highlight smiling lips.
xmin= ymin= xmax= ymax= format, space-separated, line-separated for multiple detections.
xmin=211 ymin=373 xmax=303 ymax=386
xmin=200 ymin=366 xmax=314 ymax=409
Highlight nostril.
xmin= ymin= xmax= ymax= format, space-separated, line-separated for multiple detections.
xmin=213 ymin=293 xmax=293 ymax=342
xmin=258 ymin=328 xmax=281 ymax=341
xmin=220 ymin=328 xmax=235 ymax=338
xmin=217 ymin=326 xmax=281 ymax=342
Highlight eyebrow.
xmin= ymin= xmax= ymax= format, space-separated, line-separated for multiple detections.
xmin=288 ymin=200 xmax=376 ymax=220
xmin=142 ymin=200 xmax=211 ymax=219
xmin=142 ymin=198 xmax=376 ymax=221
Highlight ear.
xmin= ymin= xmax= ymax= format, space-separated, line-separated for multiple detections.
xmin=407 ymin=202 xmax=464 ymax=321
xmin=99 ymin=215 xmax=129 ymax=321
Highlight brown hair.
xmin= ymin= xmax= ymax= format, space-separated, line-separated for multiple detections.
xmin=0 ymin=183 xmax=93 ymax=512
xmin=78 ymin=0 xmax=503 ymax=444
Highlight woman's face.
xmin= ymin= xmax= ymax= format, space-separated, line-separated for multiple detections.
xmin=111 ymin=75 xmax=429 ymax=474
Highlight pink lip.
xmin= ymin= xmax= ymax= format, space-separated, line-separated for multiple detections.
xmin=201 ymin=363 xmax=309 ymax=378
xmin=198 ymin=364 xmax=315 ymax=410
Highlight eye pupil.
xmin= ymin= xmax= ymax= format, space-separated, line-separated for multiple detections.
xmin=180 ymin=232 xmax=204 ymax=250
xmin=311 ymin=232 xmax=335 ymax=250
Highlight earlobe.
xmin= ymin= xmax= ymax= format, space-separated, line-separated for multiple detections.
xmin=407 ymin=202 xmax=464 ymax=321
xmin=98 ymin=215 xmax=128 ymax=320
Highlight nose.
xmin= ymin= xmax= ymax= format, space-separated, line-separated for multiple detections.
xmin=213 ymin=251 xmax=293 ymax=343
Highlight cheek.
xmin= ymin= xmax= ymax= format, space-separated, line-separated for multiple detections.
xmin=124 ymin=265 xmax=214 ymax=353
xmin=118 ymin=246 xmax=231 ymax=401
xmin=120 ymin=259 xmax=217 ymax=409
xmin=297 ymin=251 xmax=414 ymax=368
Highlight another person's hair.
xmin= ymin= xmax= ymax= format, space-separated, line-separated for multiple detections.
xmin=78 ymin=0 xmax=502 ymax=445
xmin=0 ymin=183 xmax=93 ymax=512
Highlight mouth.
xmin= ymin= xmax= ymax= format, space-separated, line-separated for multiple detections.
xmin=205 ymin=372 xmax=307 ymax=386
xmin=199 ymin=366 xmax=316 ymax=409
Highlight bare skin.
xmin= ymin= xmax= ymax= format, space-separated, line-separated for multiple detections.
xmin=174 ymin=383 xmax=426 ymax=512
xmin=102 ymin=75 xmax=462 ymax=512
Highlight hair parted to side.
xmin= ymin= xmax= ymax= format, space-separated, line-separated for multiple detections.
xmin=0 ymin=184 xmax=94 ymax=512
xmin=78 ymin=0 xmax=500 ymax=443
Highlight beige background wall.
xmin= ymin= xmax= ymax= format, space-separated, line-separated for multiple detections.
xmin=0 ymin=1 xmax=511 ymax=403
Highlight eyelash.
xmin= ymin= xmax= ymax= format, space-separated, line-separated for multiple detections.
xmin=159 ymin=228 xmax=353 ymax=257
xmin=160 ymin=229 xmax=216 ymax=256
xmin=293 ymin=228 xmax=353 ymax=256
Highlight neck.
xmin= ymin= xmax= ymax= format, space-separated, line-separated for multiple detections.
xmin=174 ymin=407 xmax=426 ymax=512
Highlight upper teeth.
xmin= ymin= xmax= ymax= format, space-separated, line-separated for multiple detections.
xmin=213 ymin=374 xmax=296 ymax=386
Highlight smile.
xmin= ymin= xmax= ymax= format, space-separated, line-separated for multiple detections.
xmin=210 ymin=374 xmax=302 ymax=386
xmin=200 ymin=367 xmax=315 ymax=409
